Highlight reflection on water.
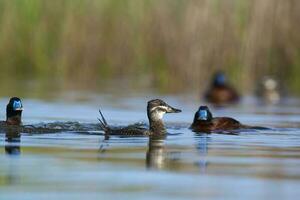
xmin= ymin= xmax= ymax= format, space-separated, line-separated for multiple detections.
xmin=0 ymin=95 xmax=300 ymax=200
xmin=146 ymin=135 xmax=167 ymax=170
xmin=5 ymin=128 xmax=21 ymax=155
xmin=3 ymin=128 xmax=21 ymax=186
xmin=194 ymin=135 xmax=209 ymax=173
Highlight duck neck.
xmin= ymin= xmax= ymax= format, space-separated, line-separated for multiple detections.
xmin=6 ymin=109 xmax=22 ymax=126
xmin=149 ymin=119 xmax=166 ymax=134
xmin=6 ymin=115 xmax=22 ymax=125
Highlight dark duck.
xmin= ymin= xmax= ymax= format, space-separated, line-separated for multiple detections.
xmin=2 ymin=97 xmax=72 ymax=134
xmin=98 ymin=99 xmax=181 ymax=136
xmin=190 ymin=106 xmax=265 ymax=133
xmin=2 ymin=97 xmax=23 ymax=126
xmin=2 ymin=97 xmax=77 ymax=134
xmin=204 ymin=71 xmax=240 ymax=106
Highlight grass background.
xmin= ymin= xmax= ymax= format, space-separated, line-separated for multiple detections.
xmin=0 ymin=0 xmax=299 ymax=97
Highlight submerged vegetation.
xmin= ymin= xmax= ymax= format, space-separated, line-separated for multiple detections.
xmin=0 ymin=0 xmax=299 ymax=95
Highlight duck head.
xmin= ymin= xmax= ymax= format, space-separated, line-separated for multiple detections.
xmin=193 ymin=106 xmax=213 ymax=122
xmin=147 ymin=99 xmax=181 ymax=122
xmin=6 ymin=97 xmax=23 ymax=125
xmin=212 ymin=71 xmax=227 ymax=87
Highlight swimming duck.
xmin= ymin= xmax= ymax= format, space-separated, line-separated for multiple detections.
xmin=3 ymin=97 xmax=23 ymax=126
xmin=190 ymin=106 xmax=264 ymax=133
xmin=98 ymin=99 xmax=181 ymax=136
xmin=1 ymin=97 xmax=80 ymax=134
xmin=204 ymin=71 xmax=240 ymax=105
xmin=256 ymin=76 xmax=281 ymax=104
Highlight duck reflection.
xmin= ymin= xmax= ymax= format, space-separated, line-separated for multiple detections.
xmin=146 ymin=134 xmax=167 ymax=170
xmin=194 ymin=134 xmax=210 ymax=173
xmin=3 ymin=127 xmax=22 ymax=185
xmin=5 ymin=127 xmax=21 ymax=155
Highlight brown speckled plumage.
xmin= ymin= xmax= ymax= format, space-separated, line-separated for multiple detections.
xmin=98 ymin=99 xmax=181 ymax=136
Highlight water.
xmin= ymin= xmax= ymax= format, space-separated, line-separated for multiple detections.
xmin=1 ymin=94 xmax=300 ymax=200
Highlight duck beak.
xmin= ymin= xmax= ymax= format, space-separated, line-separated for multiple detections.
xmin=13 ymin=101 xmax=23 ymax=111
xmin=166 ymin=105 xmax=182 ymax=113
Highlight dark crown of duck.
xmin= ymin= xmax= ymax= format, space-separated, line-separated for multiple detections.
xmin=212 ymin=71 xmax=227 ymax=87
xmin=6 ymin=97 xmax=23 ymax=125
xmin=193 ymin=106 xmax=213 ymax=122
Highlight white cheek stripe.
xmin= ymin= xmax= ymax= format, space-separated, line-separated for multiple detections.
xmin=150 ymin=105 xmax=168 ymax=112
xmin=154 ymin=111 xmax=165 ymax=120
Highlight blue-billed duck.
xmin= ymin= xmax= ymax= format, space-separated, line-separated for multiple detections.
xmin=190 ymin=106 xmax=265 ymax=133
xmin=2 ymin=97 xmax=84 ymax=134
xmin=204 ymin=72 xmax=240 ymax=106
xmin=3 ymin=97 xmax=23 ymax=126
xmin=98 ymin=99 xmax=181 ymax=136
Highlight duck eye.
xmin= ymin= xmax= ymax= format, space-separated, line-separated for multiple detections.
xmin=198 ymin=110 xmax=208 ymax=120
xmin=13 ymin=101 xmax=22 ymax=111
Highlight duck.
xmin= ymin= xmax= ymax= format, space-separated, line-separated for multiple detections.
xmin=1 ymin=97 xmax=63 ymax=134
xmin=190 ymin=106 xmax=265 ymax=133
xmin=1 ymin=97 xmax=23 ymax=126
xmin=98 ymin=99 xmax=181 ymax=136
xmin=256 ymin=76 xmax=281 ymax=104
xmin=204 ymin=71 xmax=240 ymax=106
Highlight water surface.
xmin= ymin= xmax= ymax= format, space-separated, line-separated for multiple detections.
xmin=1 ymin=94 xmax=300 ymax=200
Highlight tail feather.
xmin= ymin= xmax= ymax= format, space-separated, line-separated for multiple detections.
xmin=98 ymin=109 xmax=108 ymax=126
xmin=240 ymin=125 xmax=270 ymax=130
xmin=97 ymin=117 xmax=107 ymax=130
xmin=98 ymin=109 xmax=110 ymax=133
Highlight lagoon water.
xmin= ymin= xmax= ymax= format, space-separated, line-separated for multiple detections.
xmin=1 ymin=93 xmax=300 ymax=200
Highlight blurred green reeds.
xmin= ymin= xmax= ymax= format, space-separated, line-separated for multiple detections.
xmin=0 ymin=0 xmax=299 ymax=95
